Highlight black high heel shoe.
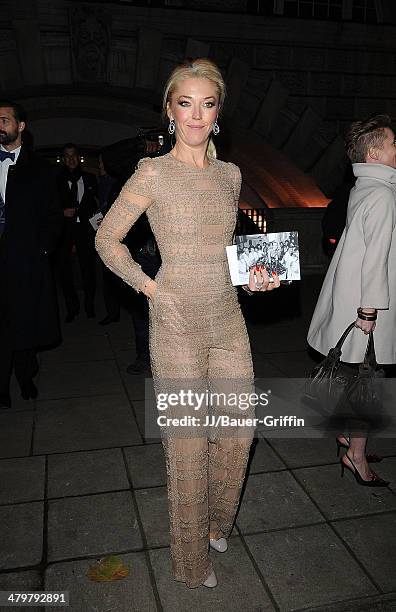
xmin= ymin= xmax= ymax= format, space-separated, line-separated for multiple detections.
xmin=336 ymin=435 xmax=382 ymax=463
xmin=340 ymin=453 xmax=389 ymax=487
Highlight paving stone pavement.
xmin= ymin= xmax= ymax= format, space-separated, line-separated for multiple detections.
xmin=0 ymin=276 xmax=395 ymax=612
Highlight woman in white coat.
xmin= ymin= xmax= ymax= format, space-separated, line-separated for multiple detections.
xmin=308 ymin=114 xmax=396 ymax=487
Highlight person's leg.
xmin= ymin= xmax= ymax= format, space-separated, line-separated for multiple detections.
xmin=55 ymin=230 xmax=79 ymax=319
xmin=14 ymin=349 xmax=38 ymax=399
xmin=161 ymin=434 xmax=212 ymax=587
xmin=0 ymin=249 xmax=13 ymax=406
xmin=340 ymin=363 xmax=388 ymax=484
xmin=100 ymin=264 xmax=121 ymax=323
xmin=341 ymin=434 xmax=388 ymax=485
xmin=150 ymin=304 xmax=214 ymax=587
xmin=127 ymin=291 xmax=150 ymax=373
xmin=207 ymin=322 xmax=254 ymax=542
xmin=133 ymin=293 xmax=150 ymax=363
xmin=343 ymin=437 xmax=371 ymax=477
xmin=0 ymin=341 xmax=13 ymax=406
xmin=75 ymin=228 xmax=96 ymax=317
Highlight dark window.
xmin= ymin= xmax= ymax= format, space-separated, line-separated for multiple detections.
xmin=352 ymin=0 xmax=378 ymax=23
xmin=328 ymin=3 xmax=342 ymax=19
xmin=284 ymin=0 xmax=343 ymax=20
xmin=300 ymin=2 xmax=314 ymax=18
xmin=284 ymin=0 xmax=298 ymax=16
xmin=316 ymin=4 xmax=328 ymax=19
xmin=247 ymin=0 xmax=276 ymax=14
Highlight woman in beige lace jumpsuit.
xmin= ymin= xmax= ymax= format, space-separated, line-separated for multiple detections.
xmin=96 ymin=59 xmax=280 ymax=588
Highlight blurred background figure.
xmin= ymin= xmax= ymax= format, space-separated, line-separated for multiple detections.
xmin=99 ymin=130 xmax=168 ymax=374
xmin=308 ymin=114 xmax=396 ymax=487
xmin=98 ymin=153 xmax=118 ymax=216
xmin=0 ymin=100 xmax=62 ymax=408
xmin=97 ymin=152 xmax=122 ymax=326
xmin=322 ymin=165 xmax=356 ymax=258
xmin=55 ymin=143 xmax=99 ymax=322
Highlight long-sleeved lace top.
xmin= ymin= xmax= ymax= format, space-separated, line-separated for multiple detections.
xmin=95 ymin=152 xmax=242 ymax=293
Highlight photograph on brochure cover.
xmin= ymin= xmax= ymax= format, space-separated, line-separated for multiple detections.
xmin=226 ymin=231 xmax=301 ymax=286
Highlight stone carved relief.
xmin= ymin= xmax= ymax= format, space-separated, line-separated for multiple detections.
xmin=0 ymin=29 xmax=17 ymax=52
xmin=70 ymin=6 xmax=111 ymax=82
xmin=108 ymin=39 xmax=137 ymax=88
xmin=22 ymin=95 xmax=159 ymax=126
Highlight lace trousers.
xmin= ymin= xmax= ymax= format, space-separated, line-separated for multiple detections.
xmin=149 ymin=286 xmax=254 ymax=588
xmin=161 ymin=434 xmax=252 ymax=588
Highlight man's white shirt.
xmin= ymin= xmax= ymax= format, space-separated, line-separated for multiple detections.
xmin=0 ymin=145 xmax=21 ymax=202
xmin=67 ymin=176 xmax=84 ymax=222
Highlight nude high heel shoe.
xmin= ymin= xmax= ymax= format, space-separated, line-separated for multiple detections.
xmin=203 ymin=570 xmax=218 ymax=588
xmin=209 ymin=537 xmax=228 ymax=553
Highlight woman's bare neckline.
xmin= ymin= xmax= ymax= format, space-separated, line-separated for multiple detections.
xmin=167 ymin=151 xmax=213 ymax=171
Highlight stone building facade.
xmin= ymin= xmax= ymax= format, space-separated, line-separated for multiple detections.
xmin=1 ymin=0 xmax=394 ymax=271
xmin=1 ymin=0 xmax=395 ymax=197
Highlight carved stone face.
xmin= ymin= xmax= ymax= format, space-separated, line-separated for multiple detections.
xmin=71 ymin=8 xmax=110 ymax=81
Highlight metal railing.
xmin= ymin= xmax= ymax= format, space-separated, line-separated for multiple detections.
xmin=236 ymin=208 xmax=267 ymax=236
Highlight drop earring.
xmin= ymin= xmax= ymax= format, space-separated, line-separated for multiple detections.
xmin=212 ymin=119 xmax=220 ymax=136
xmin=168 ymin=119 xmax=175 ymax=135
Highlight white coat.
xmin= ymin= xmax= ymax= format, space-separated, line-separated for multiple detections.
xmin=308 ymin=163 xmax=396 ymax=364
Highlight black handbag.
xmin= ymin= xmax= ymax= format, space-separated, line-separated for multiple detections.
xmin=305 ymin=322 xmax=385 ymax=430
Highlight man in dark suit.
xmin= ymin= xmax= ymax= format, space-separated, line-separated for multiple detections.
xmin=56 ymin=143 xmax=98 ymax=321
xmin=97 ymin=152 xmax=122 ymax=325
xmin=0 ymin=100 xmax=62 ymax=408
xmin=100 ymin=136 xmax=162 ymax=374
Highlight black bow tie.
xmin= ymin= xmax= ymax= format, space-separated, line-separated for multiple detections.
xmin=0 ymin=150 xmax=15 ymax=162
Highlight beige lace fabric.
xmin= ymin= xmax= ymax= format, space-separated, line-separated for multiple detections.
xmin=95 ymin=152 xmax=255 ymax=588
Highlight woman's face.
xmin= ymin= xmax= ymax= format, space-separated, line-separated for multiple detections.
xmin=375 ymin=127 xmax=396 ymax=168
xmin=167 ymin=77 xmax=219 ymax=149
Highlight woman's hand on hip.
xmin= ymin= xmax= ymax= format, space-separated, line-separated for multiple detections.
xmin=142 ymin=278 xmax=158 ymax=300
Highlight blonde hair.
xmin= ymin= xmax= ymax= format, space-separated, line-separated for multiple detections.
xmin=162 ymin=58 xmax=226 ymax=159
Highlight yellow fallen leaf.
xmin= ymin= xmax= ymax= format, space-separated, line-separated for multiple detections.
xmin=87 ymin=556 xmax=129 ymax=582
